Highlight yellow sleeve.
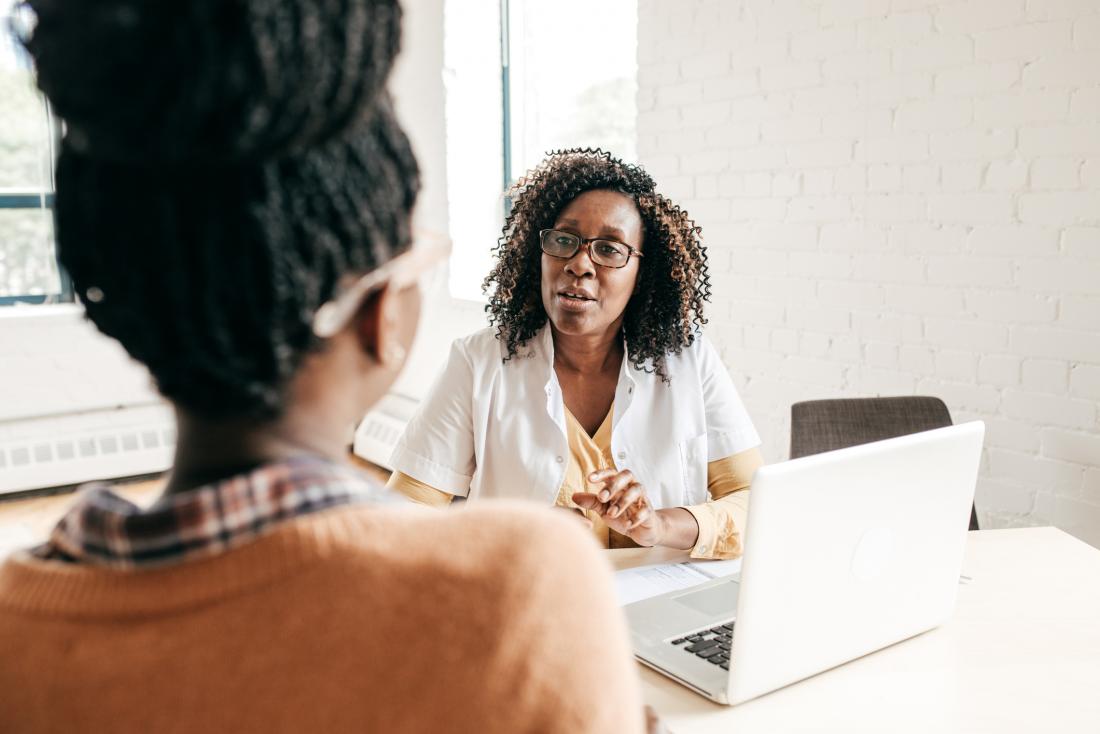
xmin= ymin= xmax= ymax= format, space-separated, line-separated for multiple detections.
xmin=681 ymin=447 xmax=764 ymax=560
xmin=385 ymin=470 xmax=456 ymax=507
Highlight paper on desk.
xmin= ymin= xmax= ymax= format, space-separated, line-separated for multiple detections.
xmin=614 ymin=557 xmax=742 ymax=607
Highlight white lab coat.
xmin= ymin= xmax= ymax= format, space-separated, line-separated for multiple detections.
xmin=390 ymin=325 xmax=760 ymax=509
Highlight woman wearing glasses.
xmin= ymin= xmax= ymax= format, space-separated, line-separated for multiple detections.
xmin=0 ymin=5 xmax=648 ymax=732
xmin=389 ymin=149 xmax=763 ymax=558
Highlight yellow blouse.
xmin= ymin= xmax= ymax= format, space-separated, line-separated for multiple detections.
xmin=387 ymin=405 xmax=763 ymax=560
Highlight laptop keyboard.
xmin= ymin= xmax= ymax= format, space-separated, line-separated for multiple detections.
xmin=670 ymin=622 xmax=734 ymax=670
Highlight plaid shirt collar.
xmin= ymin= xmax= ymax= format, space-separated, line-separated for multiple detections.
xmin=37 ymin=456 xmax=404 ymax=569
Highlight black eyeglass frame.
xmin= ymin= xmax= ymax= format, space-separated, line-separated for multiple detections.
xmin=538 ymin=228 xmax=644 ymax=269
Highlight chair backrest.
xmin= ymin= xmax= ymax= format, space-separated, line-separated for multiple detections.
xmin=789 ymin=396 xmax=979 ymax=530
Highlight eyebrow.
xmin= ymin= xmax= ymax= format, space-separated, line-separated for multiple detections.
xmin=556 ymin=218 xmax=630 ymax=242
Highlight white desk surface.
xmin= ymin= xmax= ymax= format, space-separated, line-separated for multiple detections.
xmin=609 ymin=527 xmax=1100 ymax=734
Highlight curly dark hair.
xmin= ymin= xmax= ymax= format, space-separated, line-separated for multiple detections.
xmin=21 ymin=0 xmax=419 ymax=420
xmin=483 ymin=148 xmax=710 ymax=381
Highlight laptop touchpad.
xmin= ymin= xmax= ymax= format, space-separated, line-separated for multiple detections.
xmin=672 ymin=580 xmax=738 ymax=617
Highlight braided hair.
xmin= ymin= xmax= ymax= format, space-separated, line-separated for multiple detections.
xmin=484 ymin=148 xmax=710 ymax=381
xmin=19 ymin=0 xmax=419 ymax=420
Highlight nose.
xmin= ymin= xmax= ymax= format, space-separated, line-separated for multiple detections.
xmin=564 ymin=242 xmax=597 ymax=278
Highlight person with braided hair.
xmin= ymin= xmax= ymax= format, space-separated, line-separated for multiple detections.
xmin=389 ymin=149 xmax=764 ymax=559
xmin=0 ymin=4 xmax=649 ymax=733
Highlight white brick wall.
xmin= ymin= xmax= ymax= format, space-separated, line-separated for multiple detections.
xmin=638 ymin=0 xmax=1100 ymax=548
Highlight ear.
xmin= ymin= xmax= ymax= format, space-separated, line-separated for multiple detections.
xmin=351 ymin=283 xmax=405 ymax=367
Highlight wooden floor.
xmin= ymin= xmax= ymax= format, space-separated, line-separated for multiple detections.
xmin=0 ymin=456 xmax=389 ymax=558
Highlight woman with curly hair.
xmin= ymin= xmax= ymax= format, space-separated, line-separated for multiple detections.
xmin=389 ymin=149 xmax=763 ymax=558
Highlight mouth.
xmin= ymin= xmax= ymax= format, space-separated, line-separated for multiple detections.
xmin=557 ymin=289 xmax=595 ymax=302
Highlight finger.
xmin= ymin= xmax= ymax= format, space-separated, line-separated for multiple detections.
xmin=587 ymin=469 xmax=634 ymax=501
xmin=571 ymin=492 xmax=603 ymax=511
xmin=596 ymin=470 xmax=636 ymax=504
xmin=608 ymin=483 xmax=645 ymax=519
xmin=625 ymin=498 xmax=655 ymax=531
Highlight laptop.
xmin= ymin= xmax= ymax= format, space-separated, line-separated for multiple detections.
xmin=625 ymin=421 xmax=984 ymax=705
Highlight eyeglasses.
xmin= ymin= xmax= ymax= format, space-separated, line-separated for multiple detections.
xmin=539 ymin=229 xmax=643 ymax=269
xmin=311 ymin=229 xmax=451 ymax=339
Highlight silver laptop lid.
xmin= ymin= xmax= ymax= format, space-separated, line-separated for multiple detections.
xmin=727 ymin=421 xmax=984 ymax=705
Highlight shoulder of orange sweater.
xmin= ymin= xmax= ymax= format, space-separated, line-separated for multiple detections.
xmin=303 ymin=502 xmax=646 ymax=733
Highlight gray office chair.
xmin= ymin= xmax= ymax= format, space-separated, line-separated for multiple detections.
xmin=789 ymin=396 xmax=979 ymax=531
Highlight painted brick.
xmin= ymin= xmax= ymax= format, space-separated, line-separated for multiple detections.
xmin=924 ymin=317 xmax=1009 ymax=350
xmin=821 ymin=0 xmax=892 ymax=26
xmin=859 ymin=11 xmax=935 ymax=49
xmin=791 ymin=26 xmax=858 ymax=61
xmin=761 ymin=116 xmax=822 ymax=143
xmin=896 ymin=97 xmax=973 ymax=131
xmin=894 ymin=35 xmax=974 ymax=71
xmin=849 ymin=365 xmax=919 ymax=394
xmin=1022 ymin=51 xmax=1100 ymax=89
xmin=1009 ymin=326 xmax=1100 ymax=363
xmin=819 ymin=223 xmax=889 ymax=251
xmin=657 ymin=81 xmax=704 ymax=107
xmin=974 ymin=90 xmax=1071 ymax=127
xmin=1022 ymin=359 xmax=1070 ymax=393
xmin=835 ymin=165 xmax=870 ymax=193
xmin=818 ymin=280 xmax=887 ymax=310
xmin=702 ymin=74 xmax=760 ymax=101
xmin=966 ymin=290 xmax=1057 ymax=324
xmin=681 ymin=51 xmax=732 ymax=81
xmin=983 ymin=159 xmax=1029 ymax=191
xmin=803 ymin=170 xmax=836 ymax=195
xmin=934 ymin=62 xmax=1020 ymax=95
xmin=1063 ymin=228 xmax=1100 ymax=259
xmin=787 ymin=305 xmax=852 ymax=334
xmin=681 ymin=101 xmax=732 ymax=128
xmin=983 ymin=416 xmax=1040 ymax=452
xmin=935 ymin=0 xmax=1026 ymax=33
xmin=1026 ymin=0 xmax=1100 ymax=21
xmin=941 ymin=161 xmax=984 ymax=192
xmin=935 ymin=349 xmax=979 ymax=380
xmin=989 ymin=448 xmax=1086 ymax=494
xmin=978 ymin=354 xmax=1022 ymax=386
xmin=902 ymin=163 xmax=940 ymax=191
xmin=1070 ymin=364 xmax=1100 ymax=399
xmin=968 ymin=225 xmax=1060 ymax=256
xmin=890 ymin=223 xmax=967 ymax=253
xmin=1003 ymin=390 xmax=1096 ymax=429
xmin=1070 ymin=88 xmax=1100 ymax=120
xmin=1012 ymin=258 xmax=1100 ymax=292
xmin=861 ymin=71 xmax=934 ymax=104
xmin=854 ymin=254 xmax=927 ymax=283
xmin=823 ymin=50 xmax=893 ymax=82
xmin=917 ymin=378 xmax=1002 ymax=412
xmin=930 ymin=128 xmax=1015 ymax=161
xmin=794 ymin=85 xmax=861 ymax=115
xmin=928 ymin=193 xmax=1014 ymax=223
xmin=682 ymin=149 xmax=731 ymax=174
xmin=1083 ymin=159 xmax=1100 ymax=187
xmin=787 ymin=140 xmax=854 ymax=167
xmin=761 ymin=62 xmax=823 ymax=92
xmin=886 ymin=284 xmax=967 ymax=316
xmin=856 ymin=194 xmax=928 ymax=222
xmin=1031 ymin=158 xmax=1081 ymax=190
xmin=787 ymin=196 xmax=851 ymax=222
xmin=1019 ymin=125 xmax=1100 ymax=157
xmin=705 ymin=122 xmax=760 ymax=148
xmin=974 ymin=21 xmax=1073 ymax=61
xmin=1019 ymin=192 xmax=1100 ymax=225
xmin=1057 ymin=295 xmax=1100 ymax=331
xmin=786 ymin=252 xmax=854 ymax=279
xmin=869 ymin=164 xmax=903 ymax=191
xmin=900 ymin=345 xmax=936 ymax=374
xmin=927 ymin=255 xmax=1014 ymax=287
xmin=695 ymin=174 xmax=718 ymax=199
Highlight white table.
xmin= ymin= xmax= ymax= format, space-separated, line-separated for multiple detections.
xmin=609 ymin=527 xmax=1100 ymax=734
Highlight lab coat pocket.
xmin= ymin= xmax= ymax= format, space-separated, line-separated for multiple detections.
xmin=678 ymin=433 xmax=709 ymax=506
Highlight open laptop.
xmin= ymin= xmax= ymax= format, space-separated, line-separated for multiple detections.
xmin=625 ymin=421 xmax=984 ymax=705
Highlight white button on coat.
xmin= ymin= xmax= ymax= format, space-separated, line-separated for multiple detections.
xmin=390 ymin=326 xmax=760 ymax=509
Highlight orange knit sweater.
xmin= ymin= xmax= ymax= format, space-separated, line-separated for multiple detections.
xmin=0 ymin=501 xmax=644 ymax=733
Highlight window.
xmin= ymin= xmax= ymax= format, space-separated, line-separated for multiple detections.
xmin=0 ymin=1 xmax=66 ymax=305
xmin=504 ymin=0 xmax=638 ymax=181
xmin=442 ymin=0 xmax=637 ymax=302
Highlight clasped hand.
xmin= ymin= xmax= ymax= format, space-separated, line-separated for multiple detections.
xmin=571 ymin=468 xmax=664 ymax=547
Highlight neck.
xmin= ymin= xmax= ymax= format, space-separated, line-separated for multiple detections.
xmin=550 ymin=323 xmax=624 ymax=375
xmin=164 ymin=407 xmax=352 ymax=496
